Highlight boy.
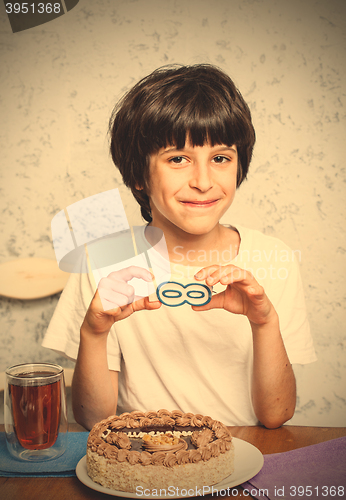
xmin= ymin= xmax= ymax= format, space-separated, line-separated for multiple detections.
xmin=43 ymin=64 xmax=316 ymax=430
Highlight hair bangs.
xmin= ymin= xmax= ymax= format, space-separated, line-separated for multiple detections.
xmin=146 ymin=88 xmax=239 ymax=153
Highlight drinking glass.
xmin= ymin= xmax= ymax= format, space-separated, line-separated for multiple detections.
xmin=4 ymin=362 xmax=68 ymax=461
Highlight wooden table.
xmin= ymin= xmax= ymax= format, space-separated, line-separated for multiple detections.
xmin=1 ymin=424 xmax=345 ymax=500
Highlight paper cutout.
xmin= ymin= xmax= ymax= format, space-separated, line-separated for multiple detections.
xmin=156 ymin=281 xmax=212 ymax=307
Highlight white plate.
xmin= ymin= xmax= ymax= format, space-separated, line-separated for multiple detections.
xmin=76 ymin=437 xmax=263 ymax=498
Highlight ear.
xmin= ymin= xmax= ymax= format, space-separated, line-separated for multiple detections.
xmin=135 ymin=183 xmax=143 ymax=190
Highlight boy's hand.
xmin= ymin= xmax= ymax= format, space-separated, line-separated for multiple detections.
xmin=194 ymin=265 xmax=275 ymax=326
xmin=82 ymin=266 xmax=161 ymax=336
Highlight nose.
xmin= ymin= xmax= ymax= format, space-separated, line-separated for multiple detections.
xmin=189 ymin=162 xmax=213 ymax=192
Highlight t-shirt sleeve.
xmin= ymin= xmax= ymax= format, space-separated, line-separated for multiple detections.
xmin=266 ymin=254 xmax=317 ymax=365
xmin=41 ymin=271 xmax=122 ymax=371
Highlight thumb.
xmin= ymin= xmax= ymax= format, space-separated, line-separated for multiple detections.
xmin=191 ymin=291 xmax=225 ymax=312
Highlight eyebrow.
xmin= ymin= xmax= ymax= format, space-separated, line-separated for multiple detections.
xmin=159 ymin=145 xmax=237 ymax=155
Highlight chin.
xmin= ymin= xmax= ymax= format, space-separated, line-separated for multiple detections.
xmin=153 ymin=211 xmax=221 ymax=236
xmin=178 ymin=221 xmax=218 ymax=236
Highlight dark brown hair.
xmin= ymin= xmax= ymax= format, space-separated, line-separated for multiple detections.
xmin=109 ymin=64 xmax=256 ymax=222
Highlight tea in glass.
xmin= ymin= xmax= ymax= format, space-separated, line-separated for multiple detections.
xmin=5 ymin=363 xmax=68 ymax=461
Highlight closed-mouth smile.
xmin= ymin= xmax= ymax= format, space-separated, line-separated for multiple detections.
xmin=179 ymin=199 xmax=219 ymax=207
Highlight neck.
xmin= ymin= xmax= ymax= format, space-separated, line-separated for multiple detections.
xmin=147 ymin=221 xmax=240 ymax=267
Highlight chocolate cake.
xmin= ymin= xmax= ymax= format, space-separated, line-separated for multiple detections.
xmin=86 ymin=409 xmax=234 ymax=492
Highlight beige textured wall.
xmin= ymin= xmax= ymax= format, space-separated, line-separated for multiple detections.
xmin=0 ymin=0 xmax=345 ymax=426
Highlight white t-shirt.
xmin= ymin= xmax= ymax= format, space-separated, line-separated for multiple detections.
xmin=42 ymin=225 xmax=317 ymax=425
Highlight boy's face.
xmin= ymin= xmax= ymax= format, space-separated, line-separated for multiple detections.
xmin=147 ymin=140 xmax=238 ymax=238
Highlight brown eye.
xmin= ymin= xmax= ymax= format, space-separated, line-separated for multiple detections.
xmin=213 ymin=156 xmax=228 ymax=164
xmin=169 ymin=156 xmax=187 ymax=164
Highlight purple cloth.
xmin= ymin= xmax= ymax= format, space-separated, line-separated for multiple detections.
xmin=242 ymin=436 xmax=346 ymax=500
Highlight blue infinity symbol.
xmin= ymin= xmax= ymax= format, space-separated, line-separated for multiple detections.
xmin=156 ymin=281 xmax=212 ymax=307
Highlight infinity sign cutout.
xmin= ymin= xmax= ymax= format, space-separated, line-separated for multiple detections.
xmin=156 ymin=281 xmax=212 ymax=307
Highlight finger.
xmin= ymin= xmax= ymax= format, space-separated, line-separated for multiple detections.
xmin=220 ymin=266 xmax=254 ymax=285
xmin=99 ymin=287 xmax=135 ymax=309
xmin=99 ymin=297 xmax=122 ymax=313
xmin=195 ymin=265 xmax=248 ymax=285
xmin=191 ymin=291 xmax=225 ymax=311
xmin=98 ymin=277 xmax=135 ymax=297
xmin=194 ymin=266 xmax=223 ymax=281
xmin=132 ymin=296 xmax=162 ymax=312
xmin=246 ymin=284 xmax=266 ymax=301
xmin=197 ymin=265 xmax=255 ymax=287
xmin=108 ymin=266 xmax=153 ymax=283
xmin=219 ymin=269 xmax=255 ymax=286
